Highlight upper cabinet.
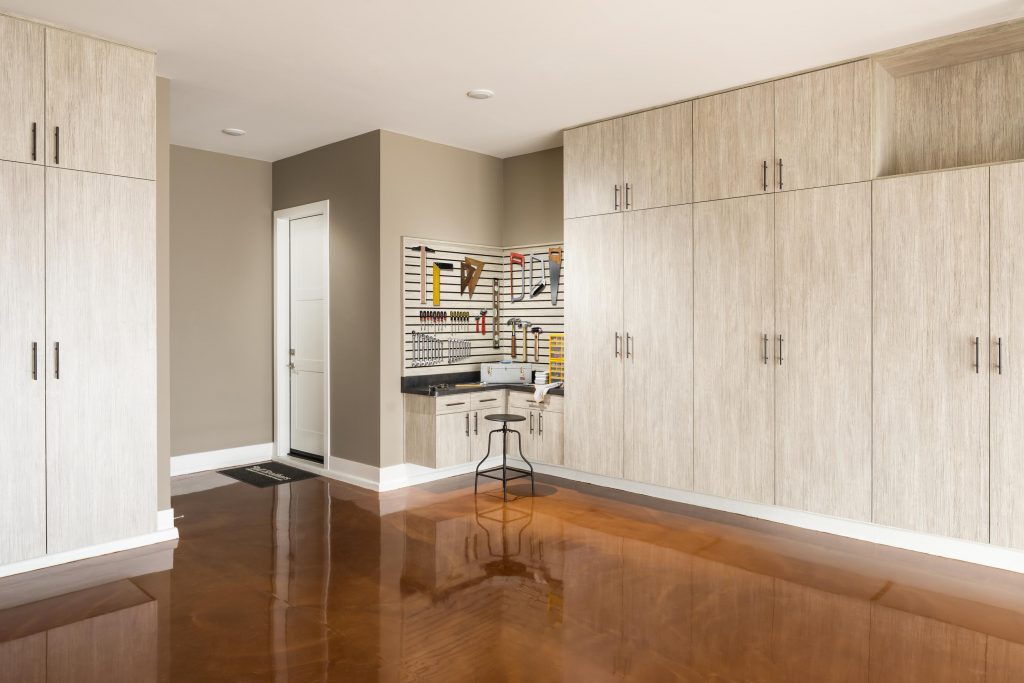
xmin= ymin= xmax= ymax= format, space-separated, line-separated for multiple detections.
xmin=693 ymin=83 xmax=775 ymax=202
xmin=45 ymin=28 xmax=155 ymax=180
xmin=774 ymin=61 xmax=871 ymax=191
xmin=564 ymin=118 xmax=622 ymax=218
xmin=0 ymin=15 xmax=44 ymax=165
xmin=623 ymin=102 xmax=692 ymax=210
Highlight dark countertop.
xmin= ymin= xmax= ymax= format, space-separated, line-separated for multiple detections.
xmin=401 ymin=371 xmax=564 ymax=397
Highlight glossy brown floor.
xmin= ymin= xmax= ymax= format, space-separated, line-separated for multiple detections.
xmin=3 ymin=473 xmax=1024 ymax=682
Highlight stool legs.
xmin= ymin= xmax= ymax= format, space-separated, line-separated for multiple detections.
xmin=473 ymin=419 xmax=535 ymax=501
xmin=512 ymin=429 xmax=535 ymax=496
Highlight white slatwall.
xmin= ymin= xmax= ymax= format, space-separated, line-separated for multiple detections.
xmin=401 ymin=237 xmax=565 ymax=378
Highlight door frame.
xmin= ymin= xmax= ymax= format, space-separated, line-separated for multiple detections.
xmin=273 ymin=201 xmax=330 ymax=467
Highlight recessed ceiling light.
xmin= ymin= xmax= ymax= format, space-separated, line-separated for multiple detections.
xmin=221 ymin=128 xmax=246 ymax=136
xmin=466 ymin=89 xmax=494 ymax=100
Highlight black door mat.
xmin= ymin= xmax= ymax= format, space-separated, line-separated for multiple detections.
xmin=219 ymin=461 xmax=319 ymax=488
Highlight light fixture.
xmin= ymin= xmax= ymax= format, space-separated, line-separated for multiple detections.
xmin=221 ymin=128 xmax=246 ymax=136
xmin=466 ymin=89 xmax=494 ymax=100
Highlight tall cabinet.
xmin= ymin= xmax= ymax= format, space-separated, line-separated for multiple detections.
xmin=0 ymin=13 xmax=156 ymax=566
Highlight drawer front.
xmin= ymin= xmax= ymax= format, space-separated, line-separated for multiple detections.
xmin=435 ymin=396 xmax=472 ymax=415
xmin=509 ymin=392 xmax=563 ymax=413
xmin=471 ymin=390 xmax=506 ymax=412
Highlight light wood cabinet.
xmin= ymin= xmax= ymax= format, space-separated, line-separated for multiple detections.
xmin=693 ymin=83 xmax=775 ymax=202
xmin=45 ymin=169 xmax=157 ymax=553
xmin=45 ymin=28 xmax=155 ymax=180
xmin=563 ymin=118 xmax=622 ymax=218
xmin=872 ymin=168 xmax=989 ymax=542
xmin=0 ymin=161 xmax=46 ymax=565
xmin=565 ymin=214 xmax=624 ymax=477
xmin=623 ymin=103 xmax=692 ymax=209
xmin=773 ymin=61 xmax=872 ymax=191
xmin=507 ymin=393 xmax=564 ymax=465
xmin=404 ymin=392 xmax=531 ymax=468
xmin=0 ymin=15 xmax=44 ymax=165
xmin=774 ymin=184 xmax=872 ymax=521
xmin=693 ymin=195 xmax=775 ymax=504
xmin=623 ymin=205 xmax=693 ymax=490
xmin=538 ymin=409 xmax=563 ymax=466
xmin=435 ymin=411 xmax=471 ymax=468
xmin=990 ymin=161 xmax=1024 ymax=550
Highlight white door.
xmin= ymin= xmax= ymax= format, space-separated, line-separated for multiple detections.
xmin=289 ymin=213 xmax=327 ymax=459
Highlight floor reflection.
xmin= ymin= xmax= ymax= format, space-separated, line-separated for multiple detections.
xmin=0 ymin=473 xmax=1023 ymax=681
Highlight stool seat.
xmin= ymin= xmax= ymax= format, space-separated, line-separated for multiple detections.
xmin=485 ymin=413 xmax=526 ymax=423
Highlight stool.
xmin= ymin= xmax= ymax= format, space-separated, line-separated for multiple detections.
xmin=474 ymin=413 xmax=535 ymax=502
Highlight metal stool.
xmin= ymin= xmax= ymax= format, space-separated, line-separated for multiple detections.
xmin=474 ymin=413 xmax=535 ymax=502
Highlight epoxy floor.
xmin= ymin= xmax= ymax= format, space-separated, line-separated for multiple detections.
xmin=2 ymin=472 xmax=1024 ymax=681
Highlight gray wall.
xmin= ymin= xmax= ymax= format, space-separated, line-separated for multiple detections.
xmin=156 ymin=78 xmax=170 ymax=508
xmin=170 ymin=145 xmax=274 ymax=456
xmin=272 ymin=131 xmax=382 ymax=467
xmin=502 ymin=147 xmax=563 ymax=246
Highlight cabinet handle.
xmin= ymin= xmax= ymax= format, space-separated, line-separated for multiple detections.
xmin=474 ymin=412 xmax=479 ymax=434
xmin=54 ymin=342 xmax=60 ymax=379
xmin=615 ymin=332 xmax=621 ymax=358
xmin=614 ymin=184 xmax=620 ymax=211
xmin=778 ymin=158 xmax=784 ymax=190
xmin=465 ymin=413 xmax=470 ymax=437
xmin=539 ymin=412 xmax=544 ymax=435
xmin=762 ymin=161 xmax=768 ymax=192
xmin=625 ymin=183 xmax=632 ymax=209
xmin=479 ymin=397 xmax=496 ymax=403
xmin=529 ymin=412 xmax=534 ymax=435
xmin=445 ymin=401 xmax=465 ymax=407
xmin=54 ymin=126 xmax=60 ymax=165
xmin=31 ymin=122 xmax=37 ymax=161
xmin=997 ymin=337 xmax=1004 ymax=375
xmin=626 ymin=332 xmax=633 ymax=359
xmin=974 ymin=336 xmax=980 ymax=373
xmin=32 ymin=342 xmax=38 ymax=380
xmin=762 ymin=334 xmax=768 ymax=365
xmin=778 ymin=334 xmax=784 ymax=365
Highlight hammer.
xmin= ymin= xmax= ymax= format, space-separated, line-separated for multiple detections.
xmin=475 ymin=309 xmax=487 ymax=335
xmin=506 ymin=317 xmax=521 ymax=358
xmin=405 ymin=245 xmax=436 ymax=304
xmin=518 ymin=320 xmax=531 ymax=361
xmin=531 ymin=326 xmax=542 ymax=362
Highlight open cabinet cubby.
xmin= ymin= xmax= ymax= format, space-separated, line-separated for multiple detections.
xmin=872 ymin=22 xmax=1024 ymax=177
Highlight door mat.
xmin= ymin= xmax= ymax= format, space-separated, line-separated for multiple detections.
xmin=219 ymin=461 xmax=318 ymax=488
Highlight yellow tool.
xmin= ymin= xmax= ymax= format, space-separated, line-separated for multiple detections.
xmin=432 ymin=261 xmax=453 ymax=306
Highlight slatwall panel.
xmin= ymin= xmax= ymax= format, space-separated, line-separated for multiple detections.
xmin=401 ymin=237 xmax=566 ymax=378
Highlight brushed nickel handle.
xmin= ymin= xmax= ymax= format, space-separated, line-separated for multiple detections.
xmin=626 ymin=332 xmax=633 ymax=359
xmin=539 ymin=412 xmax=544 ymax=435
xmin=762 ymin=160 xmax=768 ymax=192
xmin=614 ymin=184 xmax=621 ymax=211
xmin=529 ymin=412 xmax=534 ymax=435
xmin=778 ymin=334 xmax=784 ymax=365
xmin=997 ymin=337 xmax=1004 ymax=375
xmin=479 ymin=397 xmax=497 ymax=403
xmin=32 ymin=342 xmax=38 ymax=380
xmin=31 ymin=122 xmax=37 ymax=161
xmin=465 ymin=413 xmax=470 ymax=437
xmin=54 ymin=342 xmax=60 ymax=379
xmin=474 ymin=412 xmax=479 ymax=434
xmin=445 ymin=401 xmax=466 ymax=407
xmin=54 ymin=126 xmax=59 ymax=165
xmin=762 ymin=334 xmax=768 ymax=365
xmin=615 ymin=332 xmax=621 ymax=358
xmin=625 ymin=183 xmax=632 ymax=210
xmin=974 ymin=336 xmax=980 ymax=374
xmin=778 ymin=158 xmax=784 ymax=190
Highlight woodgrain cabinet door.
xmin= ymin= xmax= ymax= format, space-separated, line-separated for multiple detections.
xmin=0 ymin=15 xmax=44 ymax=165
xmin=563 ymin=119 xmax=622 ymax=218
xmin=538 ymin=410 xmax=563 ymax=466
xmin=46 ymin=169 xmax=156 ymax=553
xmin=872 ymin=168 xmax=989 ymax=542
xmin=435 ymin=412 xmax=470 ymax=468
xmin=774 ymin=61 xmax=871 ymax=191
xmin=623 ymin=103 xmax=692 ymax=210
xmin=45 ymin=28 xmax=155 ymax=180
xmin=0 ymin=161 xmax=45 ymax=564
xmin=565 ymin=214 xmax=624 ymax=477
xmin=693 ymin=195 xmax=774 ymax=504
xmin=774 ymin=184 xmax=871 ymax=521
xmin=693 ymin=83 xmax=775 ymax=202
xmin=991 ymin=161 xmax=1024 ymax=550
xmin=623 ymin=205 xmax=693 ymax=490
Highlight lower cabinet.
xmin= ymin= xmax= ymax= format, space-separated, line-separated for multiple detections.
xmin=508 ymin=394 xmax=564 ymax=466
xmin=434 ymin=411 xmax=472 ymax=468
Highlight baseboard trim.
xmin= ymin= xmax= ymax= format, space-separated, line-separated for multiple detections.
xmin=303 ymin=451 xmax=1024 ymax=574
xmin=0 ymin=527 xmax=179 ymax=579
xmin=171 ymin=443 xmax=273 ymax=476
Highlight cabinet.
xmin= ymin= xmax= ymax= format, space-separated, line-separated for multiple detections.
xmin=774 ymin=61 xmax=871 ymax=191
xmin=563 ymin=119 xmax=622 ymax=218
xmin=508 ymin=393 xmax=564 ymax=466
xmin=404 ymin=392 xmax=515 ymax=468
xmin=0 ymin=15 xmax=44 ymax=165
xmin=693 ymin=83 xmax=775 ymax=202
xmin=435 ymin=412 xmax=471 ymax=468
xmin=774 ymin=184 xmax=872 ymax=521
xmin=693 ymin=195 xmax=775 ymax=504
xmin=564 ymin=214 xmax=624 ymax=477
xmin=45 ymin=28 xmax=155 ymax=180
xmin=622 ymin=205 xmax=693 ymax=490
xmin=0 ymin=161 xmax=46 ymax=565
xmin=872 ymin=168 xmax=989 ymax=542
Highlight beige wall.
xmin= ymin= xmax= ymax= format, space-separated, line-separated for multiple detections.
xmin=502 ymin=147 xmax=563 ymax=246
xmin=273 ymin=131 xmax=382 ymax=467
xmin=156 ymin=78 xmax=170 ymax=508
xmin=170 ymin=145 xmax=274 ymax=456
xmin=379 ymin=131 xmax=504 ymax=466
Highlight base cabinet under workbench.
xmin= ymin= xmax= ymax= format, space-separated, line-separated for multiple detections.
xmin=508 ymin=393 xmax=564 ymax=466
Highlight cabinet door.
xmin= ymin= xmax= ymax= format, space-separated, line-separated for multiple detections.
xmin=45 ymin=29 xmax=155 ymax=180
xmin=623 ymin=102 xmax=692 ymax=210
xmin=623 ymin=205 xmax=693 ymax=489
xmin=774 ymin=61 xmax=871 ymax=191
xmin=693 ymin=195 xmax=774 ymax=504
xmin=991 ymin=162 xmax=1024 ymax=550
xmin=775 ymin=184 xmax=871 ymax=521
xmin=501 ymin=407 xmax=535 ymax=462
xmin=0 ymin=161 xmax=45 ymax=564
xmin=563 ymin=118 xmax=622 ymax=218
xmin=693 ymin=83 xmax=775 ymax=202
xmin=565 ymin=214 xmax=624 ymax=477
xmin=872 ymin=168 xmax=989 ymax=542
xmin=46 ymin=169 xmax=156 ymax=553
xmin=538 ymin=410 xmax=563 ymax=466
xmin=470 ymin=410 xmax=504 ymax=462
xmin=0 ymin=16 xmax=44 ymax=165
xmin=435 ymin=412 xmax=471 ymax=468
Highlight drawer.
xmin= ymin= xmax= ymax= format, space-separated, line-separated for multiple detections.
xmin=435 ymin=396 xmax=472 ymax=415
xmin=471 ymin=390 xmax=506 ymax=412
xmin=509 ymin=392 xmax=563 ymax=413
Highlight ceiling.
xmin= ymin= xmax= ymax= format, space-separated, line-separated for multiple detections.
xmin=5 ymin=0 xmax=1022 ymax=161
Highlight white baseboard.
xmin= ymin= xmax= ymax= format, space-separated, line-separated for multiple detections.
xmin=171 ymin=442 xmax=273 ymax=476
xmin=157 ymin=508 xmax=175 ymax=531
xmin=0 ymin=526 xmax=179 ymax=579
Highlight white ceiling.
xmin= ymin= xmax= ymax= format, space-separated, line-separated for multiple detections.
xmin=5 ymin=1 xmax=1022 ymax=161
